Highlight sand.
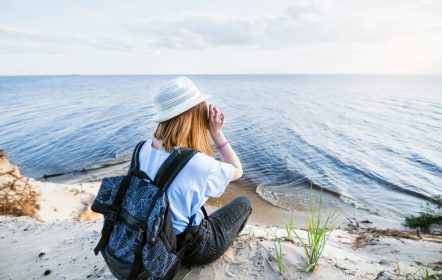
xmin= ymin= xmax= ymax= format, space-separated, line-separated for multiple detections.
xmin=1 ymin=210 xmax=441 ymax=279
xmin=0 ymin=156 xmax=441 ymax=279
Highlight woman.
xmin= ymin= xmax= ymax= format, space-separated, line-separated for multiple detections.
xmin=138 ymin=76 xmax=252 ymax=265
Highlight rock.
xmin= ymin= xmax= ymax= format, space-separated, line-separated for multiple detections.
xmin=43 ymin=269 xmax=51 ymax=276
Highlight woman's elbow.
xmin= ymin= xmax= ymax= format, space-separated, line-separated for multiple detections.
xmin=231 ymin=167 xmax=243 ymax=181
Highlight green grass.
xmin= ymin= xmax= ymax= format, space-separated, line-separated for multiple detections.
xmin=404 ymin=195 xmax=442 ymax=232
xmin=421 ymin=265 xmax=430 ymax=280
xmin=285 ymin=209 xmax=294 ymax=239
xmin=404 ymin=213 xmax=442 ymax=231
xmin=419 ymin=264 xmax=440 ymax=280
xmin=292 ymin=188 xmax=338 ymax=272
xmin=274 ymin=237 xmax=283 ymax=274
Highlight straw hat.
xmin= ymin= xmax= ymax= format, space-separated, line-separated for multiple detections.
xmin=152 ymin=76 xmax=211 ymax=123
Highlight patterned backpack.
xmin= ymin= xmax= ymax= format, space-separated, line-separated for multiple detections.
xmin=92 ymin=140 xmax=202 ymax=280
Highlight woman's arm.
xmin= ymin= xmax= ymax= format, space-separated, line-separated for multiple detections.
xmin=208 ymin=104 xmax=243 ymax=181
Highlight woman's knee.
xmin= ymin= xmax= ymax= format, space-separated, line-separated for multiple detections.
xmin=234 ymin=195 xmax=252 ymax=212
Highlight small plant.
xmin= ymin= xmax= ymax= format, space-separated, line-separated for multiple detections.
xmin=274 ymin=237 xmax=283 ymax=274
xmin=420 ymin=265 xmax=430 ymax=280
xmin=292 ymin=188 xmax=338 ymax=272
xmin=405 ymin=213 xmax=442 ymax=231
xmin=285 ymin=209 xmax=294 ymax=239
xmin=419 ymin=264 xmax=440 ymax=280
xmin=404 ymin=196 xmax=442 ymax=232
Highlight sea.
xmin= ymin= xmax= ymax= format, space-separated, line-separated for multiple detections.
xmin=0 ymin=75 xmax=441 ymax=221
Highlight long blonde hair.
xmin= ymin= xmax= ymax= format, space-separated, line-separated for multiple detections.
xmin=153 ymin=102 xmax=215 ymax=157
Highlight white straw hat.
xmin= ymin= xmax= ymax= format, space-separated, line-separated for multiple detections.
xmin=152 ymin=76 xmax=211 ymax=123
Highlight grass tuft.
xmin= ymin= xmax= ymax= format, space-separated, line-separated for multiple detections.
xmin=285 ymin=209 xmax=294 ymax=239
xmin=404 ymin=213 xmax=442 ymax=231
xmin=292 ymin=187 xmax=338 ymax=272
xmin=404 ymin=195 xmax=442 ymax=232
xmin=418 ymin=264 xmax=440 ymax=280
xmin=274 ymin=237 xmax=283 ymax=274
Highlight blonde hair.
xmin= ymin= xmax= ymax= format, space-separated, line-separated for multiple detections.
xmin=153 ymin=102 xmax=215 ymax=157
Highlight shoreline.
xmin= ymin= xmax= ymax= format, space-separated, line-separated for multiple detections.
xmin=16 ymin=145 xmax=439 ymax=233
xmin=39 ymin=158 xmax=406 ymax=230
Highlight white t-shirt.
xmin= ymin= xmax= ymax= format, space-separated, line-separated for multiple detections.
xmin=138 ymin=139 xmax=234 ymax=234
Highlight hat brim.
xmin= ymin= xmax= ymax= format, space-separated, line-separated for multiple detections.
xmin=152 ymin=94 xmax=212 ymax=123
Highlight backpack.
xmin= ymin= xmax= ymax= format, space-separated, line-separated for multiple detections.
xmin=92 ymin=140 xmax=205 ymax=280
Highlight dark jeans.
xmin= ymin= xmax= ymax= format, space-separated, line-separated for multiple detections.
xmin=177 ymin=196 xmax=252 ymax=265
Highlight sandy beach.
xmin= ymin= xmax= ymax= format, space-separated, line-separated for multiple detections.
xmin=1 ymin=152 xmax=441 ymax=280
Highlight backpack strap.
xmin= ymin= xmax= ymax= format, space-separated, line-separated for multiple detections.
xmin=129 ymin=141 xmax=153 ymax=182
xmin=176 ymin=205 xmax=208 ymax=263
xmin=176 ymin=213 xmax=197 ymax=261
xmin=201 ymin=205 xmax=209 ymax=219
xmin=153 ymin=147 xmax=198 ymax=191
xmin=128 ymin=147 xmax=197 ymax=280
xmin=94 ymin=141 xmax=146 ymax=256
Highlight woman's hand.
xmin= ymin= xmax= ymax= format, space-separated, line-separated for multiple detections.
xmin=208 ymin=104 xmax=225 ymax=138
xmin=208 ymin=103 xmax=243 ymax=181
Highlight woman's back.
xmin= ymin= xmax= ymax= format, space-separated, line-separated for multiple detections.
xmin=138 ymin=139 xmax=234 ymax=234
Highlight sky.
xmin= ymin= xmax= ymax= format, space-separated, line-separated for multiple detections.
xmin=1 ymin=0 xmax=442 ymax=75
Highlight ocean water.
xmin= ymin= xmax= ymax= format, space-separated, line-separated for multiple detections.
xmin=0 ymin=75 xmax=441 ymax=220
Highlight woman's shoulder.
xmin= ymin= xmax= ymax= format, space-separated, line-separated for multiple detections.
xmin=187 ymin=150 xmax=233 ymax=175
xmin=186 ymin=150 xmax=233 ymax=196
xmin=188 ymin=151 xmax=217 ymax=168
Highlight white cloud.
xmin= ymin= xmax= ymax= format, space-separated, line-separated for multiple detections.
xmin=0 ymin=24 xmax=139 ymax=54
xmin=123 ymin=2 xmax=442 ymax=50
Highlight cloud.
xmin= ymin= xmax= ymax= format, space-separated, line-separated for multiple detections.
xmin=125 ymin=2 xmax=442 ymax=50
xmin=0 ymin=24 xmax=139 ymax=54
xmin=124 ymin=4 xmax=340 ymax=49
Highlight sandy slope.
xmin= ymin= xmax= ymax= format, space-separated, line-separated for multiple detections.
xmin=31 ymin=179 xmax=100 ymax=222
xmin=1 ymin=214 xmax=441 ymax=280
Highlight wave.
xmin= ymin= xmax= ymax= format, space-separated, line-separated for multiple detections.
xmin=243 ymin=125 xmax=437 ymax=214
xmin=406 ymin=153 xmax=442 ymax=175
xmin=255 ymin=180 xmax=380 ymax=215
xmin=41 ymin=156 xmax=130 ymax=180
